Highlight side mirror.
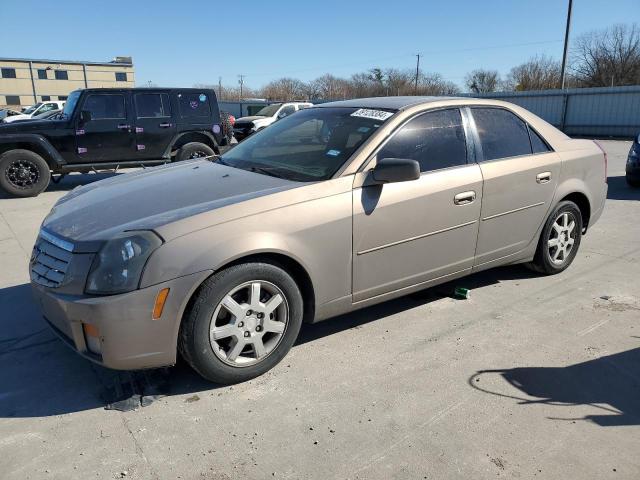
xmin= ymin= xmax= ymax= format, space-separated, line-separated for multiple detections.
xmin=371 ymin=158 xmax=420 ymax=184
xmin=79 ymin=110 xmax=92 ymax=124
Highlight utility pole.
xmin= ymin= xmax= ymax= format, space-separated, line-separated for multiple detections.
xmin=238 ymin=74 xmax=245 ymax=100
xmin=414 ymin=54 xmax=421 ymax=95
xmin=560 ymin=0 xmax=573 ymax=89
xmin=218 ymin=76 xmax=222 ymax=98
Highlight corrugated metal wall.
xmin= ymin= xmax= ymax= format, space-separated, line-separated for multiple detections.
xmin=465 ymin=85 xmax=640 ymax=138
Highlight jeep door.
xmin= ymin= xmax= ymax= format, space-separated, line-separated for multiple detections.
xmin=75 ymin=92 xmax=135 ymax=162
xmin=132 ymin=92 xmax=176 ymax=159
xmin=467 ymin=107 xmax=560 ymax=267
xmin=352 ymin=108 xmax=483 ymax=302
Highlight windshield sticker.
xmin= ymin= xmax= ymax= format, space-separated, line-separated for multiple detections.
xmin=135 ymin=127 xmax=144 ymax=133
xmin=326 ymin=149 xmax=341 ymax=157
xmin=199 ymin=94 xmax=207 ymax=102
xmin=350 ymin=109 xmax=393 ymax=121
xmin=189 ymin=101 xmax=199 ymax=109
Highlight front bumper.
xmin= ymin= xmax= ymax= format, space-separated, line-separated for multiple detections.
xmin=31 ymin=270 xmax=212 ymax=370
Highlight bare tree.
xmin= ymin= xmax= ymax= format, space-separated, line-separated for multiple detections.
xmin=307 ymin=74 xmax=350 ymax=100
xmin=465 ymin=69 xmax=501 ymax=93
xmin=418 ymin=72 xmax=460 ymax=95
xmin=504 ymin=55 xmax=561 ymax=91
xmin=384 ymin=68 xmax=414 ymax=96
xmin=572 ymin=23 xmax=640 ymax=87
xmin=259 ymin=77 xmax=307 ymax=101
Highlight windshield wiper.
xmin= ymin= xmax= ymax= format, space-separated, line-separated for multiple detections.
xmin=247 ymin=165 xmax=286 ymax=179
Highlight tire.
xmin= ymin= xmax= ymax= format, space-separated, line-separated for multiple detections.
xmin=179 ymin=262 xmax=304 ymax=384
xmin=526 ymin=201 xmax=583 ymax=275
xmin=175 ymin=142 xmax=216 ymax=162
xmin=626 ymin=174 xmax=640 ymax=188
xmin=0 ymin=149 xmax=50 ymax=197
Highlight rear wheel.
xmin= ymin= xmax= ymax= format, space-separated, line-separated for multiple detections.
xmin=179 ymin=262 xmax=303 ymax=384
xmin=175 ymin=142 xmax=216 ymax=162
xmin=0 ymin=149 xmax=50 ymax=197
xmin=526 ymin=201 xmax=582 ymax=275
xmin=626 ymin=174 xmax=640 ymax=187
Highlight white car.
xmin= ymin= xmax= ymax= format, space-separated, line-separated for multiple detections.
xmin=233 ymin=102 xmax=312 ymax=140
xmin=3 ymin=101 xmax=65 ymax=123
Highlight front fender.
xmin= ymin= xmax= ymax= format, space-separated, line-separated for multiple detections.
xmin=0 ymin=133 xmax=66 ymax=167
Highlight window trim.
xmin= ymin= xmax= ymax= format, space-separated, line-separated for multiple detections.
xmin=83 ymin=93 xmax=127 ymax=120
xmin=134 ymin=92 xmax=171 ymax=119
xmin=467 ymin=105 xmax=554 ymax=163
xmin=361 ymin=106 xmax=471 ymax=176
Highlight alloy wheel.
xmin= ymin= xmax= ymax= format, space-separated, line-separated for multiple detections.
xmin=5 ymin=159 xmax=39 ymax=189
xmin=209 ymin=280 xmax=288 ymax=367
xmin=547 ymin=211 xmax=577 ymax=265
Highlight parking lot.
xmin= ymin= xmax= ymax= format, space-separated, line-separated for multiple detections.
xmin=0 ymin=139 xmax=638 ymax=479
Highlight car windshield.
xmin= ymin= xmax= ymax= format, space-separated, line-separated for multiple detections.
xmin=254 ymin=104 xmax=282 ymax=117
xmin=23 ymin=103 xmax=43 ymax=115
xmin=61 ymin=91 xmax=81 ymax=117
xmin=219 ymin=106 xmax=395 ymax=182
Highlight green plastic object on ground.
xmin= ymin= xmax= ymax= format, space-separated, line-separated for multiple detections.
xmin=454 ymin=287 xmax=470 ymax=299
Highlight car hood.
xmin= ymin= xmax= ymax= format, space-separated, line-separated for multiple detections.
xmin=42 ymin=160 xmax=300 ymax=245
xmin=235 ymin=115 xmax=268 ymax=123
xmin=0 ymin=118 xmax=65 ymax=132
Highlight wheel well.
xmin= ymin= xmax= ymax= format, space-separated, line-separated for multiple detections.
xmin=185 ymin=253 xmax=316 ymax=324
xmin=560 ymin=192 xmax=591 ymax=231
xmin=0 ymin=143 xmax=55 ymax=169
xmin=171 ymin=133 xmax=219 ymax=154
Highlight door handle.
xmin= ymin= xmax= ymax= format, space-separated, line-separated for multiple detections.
xmin=454 ymin=191 xmax=476 ymax=205
xmin=536 ymin=172 xmax=551 ymax=184
xmin=159 ymin=122 xmax=173 ymax=128
xmin=117 ymin=124 xmax=131 ymax=130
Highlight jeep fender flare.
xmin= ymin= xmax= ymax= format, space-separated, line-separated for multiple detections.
xmin=166 ymin=131 xmax=221 ymax=157
xmin=0 ymin=134 xmax=66 ymax=169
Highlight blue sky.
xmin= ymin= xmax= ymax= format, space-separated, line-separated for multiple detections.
xmin=0 ymin=0 xmax=636 ymax=90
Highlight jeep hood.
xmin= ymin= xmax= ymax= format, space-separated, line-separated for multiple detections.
xmin=42 ymin=160 xmax=300 ymax=245
xmin=0 ymin=118 xmax=65 ymax=133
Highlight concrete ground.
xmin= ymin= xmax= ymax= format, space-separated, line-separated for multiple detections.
xmin=0 ymin=140 xmax=638 ymax=480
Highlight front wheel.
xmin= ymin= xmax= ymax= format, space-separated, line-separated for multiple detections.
xmin=0 ymin=149 xmax=50 ymax=197
xmin=179 ymin=262 xmax=303 ymax=384
xmin=526 ymin=201 xmax=583 ymax=275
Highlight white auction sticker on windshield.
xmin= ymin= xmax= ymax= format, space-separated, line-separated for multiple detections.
xmin=350 ymin=108 xmax=394 ymax=121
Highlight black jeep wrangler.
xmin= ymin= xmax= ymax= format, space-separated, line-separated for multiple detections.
xmin=0 ymin=88 xmax=227 ymax=197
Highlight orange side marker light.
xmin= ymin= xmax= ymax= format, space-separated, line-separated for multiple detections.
xmin=153 ymin=288 xmax=170 ymax=320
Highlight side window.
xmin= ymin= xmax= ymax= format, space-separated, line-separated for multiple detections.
xmin=377 ymin=108 xmax=467 ymax=173
xmin=297 ymin=104 xmax=310 ymax=111
xmin=529 ymin=127 xmax=551 ymax=154
xmin=135 ymin=93 xmax=170 ymax=118
xmin=279 ymin=105 xmax=296 ymax=117
xmin=83 ymin=94 xmax=126 ymax=120
xmin=471 ymin=108 xmax=532 ymax=161
xmin=178 ymin=92 xmax=211 ymax=118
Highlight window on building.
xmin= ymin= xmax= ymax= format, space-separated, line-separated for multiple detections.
xmin=37 ymin=69 xmax=48 ymax=80
xmin=377 ymin=108 xmax=468 ymax=173
xmin=58 ymin=96 xmax=68 ymax=101
xmin=83 ymin=94 xmax=126 ymax=119
xmin=41 ymin=95 xmax=51 ymax=101
xmin=178 ymin=92 xmax=211 ymax=118
xmin=470 ymin=108 xmax=533 ymax=161
xmin=54 ymin=70 xmax=68 ymax=80
xmin=5 ymin=95 xmax=21 ymax=106
xmin=1 ymin=68 xmax=17 ymax=79
xmin=115 ymin=72 xmax=127 ymax=82
xmin=135 ymin=93 xmax=170 ymax=118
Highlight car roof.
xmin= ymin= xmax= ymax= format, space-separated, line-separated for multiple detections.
xmin=317 ymin=96 xmax=467 ymax=110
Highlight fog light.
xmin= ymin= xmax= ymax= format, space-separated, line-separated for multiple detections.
xmin=82 ymin=323 xmax=102 ymax=354
xmin=153 ymin=288 xmax=170 ymax=320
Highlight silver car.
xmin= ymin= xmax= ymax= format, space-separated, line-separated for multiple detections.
xmin=30 ymin=97 xmax=608 ymax=384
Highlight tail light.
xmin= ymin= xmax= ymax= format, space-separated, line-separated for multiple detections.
xmin=593 ymin=140 xmax=608 ymax=183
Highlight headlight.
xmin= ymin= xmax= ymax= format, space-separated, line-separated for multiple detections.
xmin=86 ymin=231 xmax=162 ymax=295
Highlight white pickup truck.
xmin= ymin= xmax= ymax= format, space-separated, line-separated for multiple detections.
xmin=2 ymin=100 xmax=65 ymax=123
xmin=233 ymin=102 xmax=312 ymax=140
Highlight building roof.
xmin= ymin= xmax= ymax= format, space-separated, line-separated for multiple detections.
xmin=0 ymin=56 xmax=133 ymax=67
xmin=317 ymin=96 xmax=467 ymax=110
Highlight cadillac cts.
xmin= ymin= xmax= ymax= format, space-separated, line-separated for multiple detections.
xmin=30 ymin=97 xmax=608 ymax=384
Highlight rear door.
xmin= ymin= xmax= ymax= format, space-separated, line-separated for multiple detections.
xmin=352 ymin=108 xmax=483 ymax=301
xmin=75 ymin=92 xmax=135 ymax=163
xmin=469 ymin=107 xmax=560 ymax=267
xmin=133 ymin=92 xmax=176 ymax=159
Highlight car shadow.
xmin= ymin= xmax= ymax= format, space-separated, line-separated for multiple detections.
xmin=0 ymin=265 xmax=538 ymax=418
xmin=468 ymin=346 xmax=640 ymax=427
xmin=607 ymin=175 xmax=640 ymax=201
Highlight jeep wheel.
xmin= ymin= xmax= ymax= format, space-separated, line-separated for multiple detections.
xmin=175 ymin=142 xmax=216 ymax=162
xmin=0 ymin=149 xmax=51 ymax=197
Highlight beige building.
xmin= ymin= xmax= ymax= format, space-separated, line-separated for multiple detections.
xmin=0 ymin=56 xmax=135 ymax=109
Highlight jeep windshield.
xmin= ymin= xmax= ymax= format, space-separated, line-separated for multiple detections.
xmin=61 ymin=91 xmax=81 ymax=118
xmin=219 ymin=107 xmax=395 ymax=182
xmin=254 ymin=104 xmax=282 ymax=117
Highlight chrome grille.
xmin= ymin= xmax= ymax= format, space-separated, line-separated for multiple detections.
xmin=30 ymin=233 xmax=73 ymax=288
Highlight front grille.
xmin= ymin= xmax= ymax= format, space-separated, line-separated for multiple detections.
xmin=30 ymin=233 xmax=73 ymax=288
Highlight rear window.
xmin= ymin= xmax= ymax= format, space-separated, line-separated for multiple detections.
xmin=135 ymin=93 xmax=171 ymax=118
xmin=471 ymin=108 xmax=532 ymax=161
xmin=178 ymin=92 xmax=211 ymax=118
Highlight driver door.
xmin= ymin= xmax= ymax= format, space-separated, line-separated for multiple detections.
xmin=352 ymin=108 xmax=483 ymax=302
